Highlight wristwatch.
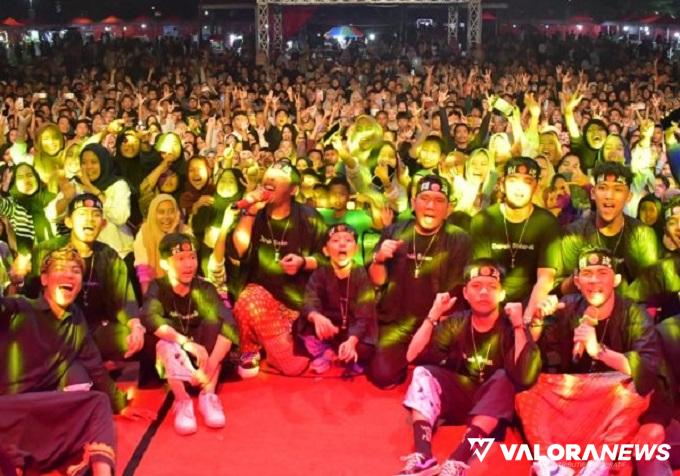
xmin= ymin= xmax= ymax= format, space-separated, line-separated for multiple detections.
xmin=426 ymin=315 xmax=439 ymax=327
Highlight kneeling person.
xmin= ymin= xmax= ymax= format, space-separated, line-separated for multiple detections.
xmin=397 ymin=259 xmax=540 ymax=476
xmin=299 ymin=224 xmax=377 ymax=374
xmin=141 ymin=233 xmax=239 ymax=435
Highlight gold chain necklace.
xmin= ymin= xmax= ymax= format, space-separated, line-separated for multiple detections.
xmin=502 ymin=204 xmax=531 ymax=269
xmin=266 ymin=215 xmax=291 ymax=262
xmin=469 ymin=319 xmax=493 ymax=382
xmin=412 ymin=225 xmax=439 ymax=278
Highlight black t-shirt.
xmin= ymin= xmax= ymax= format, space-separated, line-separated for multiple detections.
xmin=418 ymin=310 xmax=540 ymax=388
xmin=300 ymin=264 xmax=378 ymax=345
xmin=470 ymin=204 xmax=562 ymax=302
xmin=375 ymin=219 xmax=471 ymax=325
xmin=231 ymin=202 xmax=327 ymax=311
xmin=141 ymin=277 xmax=238 ymax=350
xmin=562 ymin=215 xmax=659 ymax=289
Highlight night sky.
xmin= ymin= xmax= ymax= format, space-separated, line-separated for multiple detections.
xmin=0 ymin=0 xmax=677 ymax=22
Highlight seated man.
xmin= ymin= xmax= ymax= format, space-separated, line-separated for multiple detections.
xmin=141 ymin=233 xmax=239 ymax=436
xmin=0 ymin=246 xmax=137 ymax=475
xmin=299 ymin=224 xmax=377 ymax=375
xmin=524 ymin=247 xmax=664 ymax=476
xmin=24 ymin=193 xmax=144 ymax=363
xmin=396 ymin=259 xmax=540 ymax=476
xmin=368 ymin=175 xmax=471 ymax=388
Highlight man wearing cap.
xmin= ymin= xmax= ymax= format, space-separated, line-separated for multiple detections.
xmin=523 ymin=247 xmax=668 ymax=476
xmin=230 ymin=159 xmax=327 ymax=377
xmin=367 ymin=174 xmax=471 ymax=388
xmin=299 ymin=224 xmax=377 ymax=374
xmin=23 ymin=193 xmax=144 ymax=363
xmin=470 ymin=157 xmax=562 ymax=325
xmin=141 ymin=233 xmax=238 ymax=435
xmin=561 ymin=162 xmax=659 ymax=297
xmin=395 ymin=259 xmax=540 ymax=476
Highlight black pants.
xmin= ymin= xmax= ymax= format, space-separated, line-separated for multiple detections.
xmin=367 ymin=318 xmax=420 ymax=388
xmin=0 ymin=391 xmax=116 ymax=475
xmin=416 ymin=366 xmax=516 ymax=424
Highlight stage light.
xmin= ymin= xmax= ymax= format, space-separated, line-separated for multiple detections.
xmin=623 ymin=26 xmax=629 ymax=32
xmin=576 ymin=24 xmax=583 ymax=31
xmin=368 ymin=33 xmax=375 ymax=41
xmin=141 ymin=23 xmax=147 ymax=29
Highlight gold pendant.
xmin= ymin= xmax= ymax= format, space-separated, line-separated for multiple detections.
xmin=274 ymin=250 xmax=280 ymax=261
xmin=414 ymin=266 xmax=420 ymax=278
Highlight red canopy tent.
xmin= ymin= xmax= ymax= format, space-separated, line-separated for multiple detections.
xmin=71 ymin=17 xmax=93 ymax=26
xmin=2 ymin=17 xmax=25 ymax=27
xmin=101 ymin=15 xmax=123 ymax=25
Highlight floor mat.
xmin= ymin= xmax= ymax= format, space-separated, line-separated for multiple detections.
xmin=131 ymin=370 xmax=532 ymax=476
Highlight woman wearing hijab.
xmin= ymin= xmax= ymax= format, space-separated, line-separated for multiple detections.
xmin=179 ymin=156 xmax=216 ymax=220
xmin=133 ymin=194 xmax=190 ymax=295
xmin=114 ymin=129 xmax=146 ymax=229
xmin=0 ymin=163 xmax=60 ymax=254
xmin=191 ymin=168 xmax=245 ymax=276
xmin=75 ymin=143 xmax=134 ymax=258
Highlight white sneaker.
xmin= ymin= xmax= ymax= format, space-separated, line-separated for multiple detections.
xmin=173 ymin=399 xmax=197 ymax=435
xmin=198 ymin=392 xmax=226 ymax=428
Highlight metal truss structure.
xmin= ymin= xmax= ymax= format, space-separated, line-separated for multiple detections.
xmin=255 ymin=0 xmax=482 ymax=57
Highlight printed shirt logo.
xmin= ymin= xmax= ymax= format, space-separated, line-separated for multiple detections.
xmin=469 ymin=437 xmax=495 ymax=462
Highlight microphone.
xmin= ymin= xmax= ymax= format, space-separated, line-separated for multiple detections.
xmin=231 ymin=190 xmax=272 ymax=210
xmin=572 ymin=315 xmax=597 ymax=363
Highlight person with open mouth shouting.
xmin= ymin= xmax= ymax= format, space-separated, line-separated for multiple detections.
xmin=367 ymin=174 xmax=471 ymax=389
xmin=298 ymin=224 xmax=377 ymax=375
xmin=231 ymin=159 xmax=327 ymax=378
xmin=0 ymin=245 xmax=151 ymax=476
xmin=561 ymin=161 xmax=659 ymax=298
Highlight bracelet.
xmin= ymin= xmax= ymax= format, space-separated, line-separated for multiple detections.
xmin=594 ymin=344 xmax=607 ymax=361
xmin=372 ymin=253 xmax=385 ymax=265
xmin=426 ymin=315 xmax=438 ymax=327
xmin=240 ymin=209 xmax=257 ymax=218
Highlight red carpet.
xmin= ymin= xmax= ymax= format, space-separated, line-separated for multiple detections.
xmin=118 ymin=369 xmax=532 ymax=476
xmin=112 ymin=370 xmax=680 ymax=476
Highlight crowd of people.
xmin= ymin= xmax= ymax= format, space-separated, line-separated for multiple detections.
xmin=0 ymin=30 xmax=680 ymax=476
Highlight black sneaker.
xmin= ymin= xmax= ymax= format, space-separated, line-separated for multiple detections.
xmin=395 ymin=452 xmax=440 ymax=476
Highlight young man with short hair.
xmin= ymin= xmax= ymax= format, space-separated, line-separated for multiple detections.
xmin=300 ymin=224 xmax=377 ymax=374
xmin=367 ymin=175 xmax=471 ymax=388
xmin=561 ymin=162 xmax=659 ymax=296
xmin=26 ymin=193 xmax=144 ymax=362
xmin=396 ymin=259 xmax=539 ymax=476
xmin=141 ymin=233 xmax=238 ymax=435
xmin=525 ymin=247 xmax=665 ymax=476
xmin=0 ymin=246 xmax=146 ymax=476
xmin=470 ymin=157 xmax=562 ymax=324
xmin=231 ymin=159 xmax=327 ymax=377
